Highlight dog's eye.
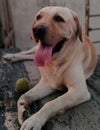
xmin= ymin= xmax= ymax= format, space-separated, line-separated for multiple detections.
xmin=36 ymin=15 xmax=42 ymax=20
xmin=54 ymin=15 xmax=65 ymax=22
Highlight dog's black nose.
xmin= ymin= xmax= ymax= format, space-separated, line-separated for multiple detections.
xmin=33 ymin=25 xmax=46 ymax=40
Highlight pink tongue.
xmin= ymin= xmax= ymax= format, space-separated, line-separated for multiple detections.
xmin=34 ymin=44 xmax=54 ymax=66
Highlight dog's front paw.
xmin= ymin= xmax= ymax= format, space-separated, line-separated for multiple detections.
xmin=17 ymin=95 xmax=32 ymax=125
xmin=20 ymin=113 xmax=46 ymax=130
xmin=3 ymin=53 xmax=15 ymax=61
xmin=3 ymin=53 xmax=20 ymax=62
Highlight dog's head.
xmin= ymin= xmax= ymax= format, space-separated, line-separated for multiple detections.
xmin=30 ymin=6 xmax=83 ymax=66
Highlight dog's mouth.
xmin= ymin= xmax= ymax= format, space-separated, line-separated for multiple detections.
xmin=34 ymin=38 xmax=66 ymax=67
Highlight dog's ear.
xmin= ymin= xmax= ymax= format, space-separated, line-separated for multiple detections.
xmin=30 ymin=31 xmax=34 ymax=41
xmin=71 ymin=12 xmax=83 ymax=43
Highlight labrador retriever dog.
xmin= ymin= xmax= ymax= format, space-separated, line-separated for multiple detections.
xmin=3 ymin=6 xmax=97 ymax=130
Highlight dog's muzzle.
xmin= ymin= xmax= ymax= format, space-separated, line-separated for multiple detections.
xmin=33 ymin=25 xmax=67 ymax=67
xmin=33 ymin=25 xmax=47 ymax=43
xmin=34 ymin=38 xmax=67 ymax=67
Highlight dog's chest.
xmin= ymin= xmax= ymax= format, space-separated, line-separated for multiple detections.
xmin=39 ymin=62 xmax=62 ymax=89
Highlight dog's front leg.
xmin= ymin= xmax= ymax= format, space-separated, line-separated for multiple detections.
xmin=20 ymin=86 xmax=90 ymax=130
xmin=18 ymin=78 xmax=55 ymax=125
xmin=18 ymin=45 xmax=38 ymax=55
xmin=20 ymin=65 xmax=91 ymax=130
xmin=3 ymin=45 xmax=38 ymax=62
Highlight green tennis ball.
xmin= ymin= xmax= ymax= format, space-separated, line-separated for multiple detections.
xmin=16 ymin=78 xmax=30 ymax=94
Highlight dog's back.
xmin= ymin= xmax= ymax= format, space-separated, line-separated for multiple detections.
xmin=82 ymin=34 xmax=97 ymax=79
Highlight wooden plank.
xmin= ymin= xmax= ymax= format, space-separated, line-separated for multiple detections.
xmin=4 ymin=30 xmax=13 ymax=48
xmin=85 ymin=0 xmax=90 ymax=36
xmin=0 ymin=0 xmax=15 ymax=48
